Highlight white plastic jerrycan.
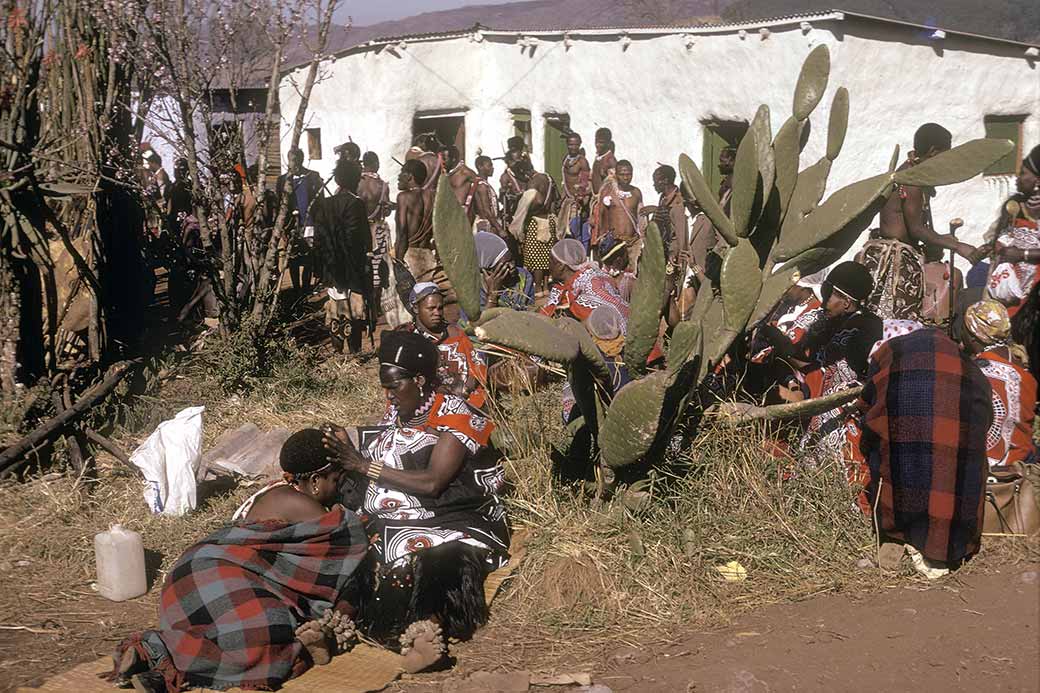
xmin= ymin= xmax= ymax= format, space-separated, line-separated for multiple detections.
xmin=94 ymin=524 xmax=147 ymax=601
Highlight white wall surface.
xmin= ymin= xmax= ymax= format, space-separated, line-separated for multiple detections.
xmin=281 ymin=22 xmax=1039 ymax=266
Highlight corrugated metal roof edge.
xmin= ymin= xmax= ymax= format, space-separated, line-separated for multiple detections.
xmin=283 ymin=8 xmax=1040 ymax=74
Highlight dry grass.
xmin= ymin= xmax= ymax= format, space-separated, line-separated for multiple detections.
xmin=0 ymin=336 xmax=1036 ymax=689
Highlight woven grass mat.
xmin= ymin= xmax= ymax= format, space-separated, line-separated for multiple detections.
xmin=19 ymin=529 xmax=530 ymax=693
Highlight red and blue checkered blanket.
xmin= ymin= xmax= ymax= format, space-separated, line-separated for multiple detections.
xmin=112 ymin=506 xmax=366 ymax=691
xmin=859 ymin=328 xmax=991 ymax=565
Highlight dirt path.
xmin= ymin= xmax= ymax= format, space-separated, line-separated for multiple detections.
xmin=396 ymin=565 xmax=1039 ymax=693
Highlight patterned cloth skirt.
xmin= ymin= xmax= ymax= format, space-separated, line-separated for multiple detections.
xmin=522 ymin=215 xmax=557 ymax=271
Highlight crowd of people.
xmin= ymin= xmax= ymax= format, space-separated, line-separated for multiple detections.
xmin=114 ymin=125 xmax=1039 ymax=691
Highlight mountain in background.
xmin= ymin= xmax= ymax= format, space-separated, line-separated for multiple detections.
xmin=721 ymin=0 xmax=1040 ymax=43
xmin=324 ymin=0 xmax=1038 ymax=54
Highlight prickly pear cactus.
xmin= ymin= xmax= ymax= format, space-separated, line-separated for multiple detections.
xmin=475 ymin=312 xmax=579 ymax=363
xmin=623 ymin=223 xmax=667 ymax=376
xmin=432 ymin=177 xmax=482 ymax=321
xmin=438 ymin=43 xmax=1015 ymax=475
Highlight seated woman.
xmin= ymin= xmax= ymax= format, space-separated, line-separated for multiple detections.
xmin=467 ymin=231 xmax=535 ymax=319
xmin=399 ymin=282 xmax=488 ymax=408
xmin=540 ymin=239 xmax=629 ymax=328
xmin=110 ymin=430 xmax=368 ymax=692
xmin=959 ymin=300 xmax=1038 ymax=467
xmin=857 ymin=327 xmax=991 ymax=579
xmin=561 ymin=306 xmax=631 ymax=424
xmin=324 ymin=331 xmax=509 ymax=660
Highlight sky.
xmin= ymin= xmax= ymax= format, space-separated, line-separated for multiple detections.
xmin=335 ymin=0 xmax=521 ymax=27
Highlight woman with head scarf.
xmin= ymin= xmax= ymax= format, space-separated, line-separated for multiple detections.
xmin=473 ymin=231 xmax=535 ymax=314
xmin=399 ymin=281 xmax=487 ymax=408
xmin=539 ymin=239 xmax=629 ymax=330
xmin=112 ymin=430 xmax=368 ymax=692
xmin=323 ymin=330 xmax=508 ymax=667
xmin=958 ymin=300 xmax=1038 ymax=468
xmin=986 ymin=144 xmax=1040 ymax=317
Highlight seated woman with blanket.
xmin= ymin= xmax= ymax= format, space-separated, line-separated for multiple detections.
xmin=324 ymin=330 xmax=509 ymax=662
xmin=540 ymin=239 xmax=629 ymax=327
xmin=857 ymin=327 xmax=991 ymax=579
xmin=110 ymin=430 xmax=368 ymax=692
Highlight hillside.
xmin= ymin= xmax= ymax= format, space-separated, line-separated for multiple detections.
xmin=723 ymin=0 xmax=1040 ymax=43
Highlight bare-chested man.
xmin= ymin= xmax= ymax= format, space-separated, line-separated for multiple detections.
xmin=591 ymin=128 xmax=617 ymax=195
xmin=499 ymin=149 xmax=525 ymax=228
xmin=395 ymin=159 xmax=437 ymax=285
xmin=472 ymin=155 xmax=504 ymax=237
xmin=601 ymin=160 xmax=643 ymax=270
xmin=358 ymin=151 xmax=391 ymax=294
xmin=444 ymin=145 xmax=479 ymax=214
xmin=856 ymin=123 xmax=977 ymax=321
xmin=559 ymin=133 xmax=592 ymax=250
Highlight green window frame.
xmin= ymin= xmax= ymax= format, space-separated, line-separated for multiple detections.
xmin=983 ymin=115 xmax=1025 ymax=176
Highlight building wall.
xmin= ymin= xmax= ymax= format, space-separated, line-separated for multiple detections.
xmin=281 ymin=22 xmax=1039 ymax=265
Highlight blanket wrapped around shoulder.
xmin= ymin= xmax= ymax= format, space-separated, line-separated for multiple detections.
xmin=858 ymin=328 xmax=992 ymax=566
xmin=110 ymin=506 xmax=367 ymax=692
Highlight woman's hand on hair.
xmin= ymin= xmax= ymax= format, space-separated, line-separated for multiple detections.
xmin=322 ymin=424 xmax=365 ymax=473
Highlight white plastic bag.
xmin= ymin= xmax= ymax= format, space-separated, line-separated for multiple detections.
xmin=129 ymin=406 xmax=205 ymax=516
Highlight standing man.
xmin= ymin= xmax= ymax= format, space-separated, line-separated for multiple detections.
xmin=275 ymin=147 xmax=323 ymax=294
xmin=395 ymin=159 xmax=440 ymax=285
xmin=472 ymin=155 xmax=504 ymax=237
xmin=359 ymin=151 xmax=391 ymax=311
xmin=445 ymin=145 xmax=479 ymax=213
xmin=559 ymin=133 xmax=592 ymax=251
xmin=600 ymin=160 xmax=643 ymax=270
xmin=143 ymin=150 xmax=170 ymax=235
xmin=590 ymin=128 xmax=617 ymax=195
xmin=858 ymin=123 xmax=977 ymax=321
xmin=643 ymin=164 xmax=687 ymax=262
xmin=314 ymin=159 xmax=370 ymax=354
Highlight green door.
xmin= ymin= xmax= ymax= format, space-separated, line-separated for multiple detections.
xmin=544 ymin=114 xmax=570 ymax=185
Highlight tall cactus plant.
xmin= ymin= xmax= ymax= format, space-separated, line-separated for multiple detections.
xmin=434 ymin=44 xmax=1014 ymax=473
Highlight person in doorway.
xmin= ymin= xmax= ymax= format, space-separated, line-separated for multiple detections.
xmin=717 ymin=147 xmax=736 ymax=214
xmin=399 ymin=282 xmax=487 ymax=408
xmin=315 ymin=159 xmax=371 ymax=355
xmin=857 ymin=124 xmax=978 ymax=320
xmin=276 ymin=148 xmax=324 ymax=294
xmin=559 ymin=132 xmax=592 ymax=250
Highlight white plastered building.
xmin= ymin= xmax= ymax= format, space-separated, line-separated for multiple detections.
xmin=279 ymin=9 xmax=1040 ymax=264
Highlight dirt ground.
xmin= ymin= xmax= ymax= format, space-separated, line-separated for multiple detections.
xmin=390 ymin=564 xmax=1040 ymax=693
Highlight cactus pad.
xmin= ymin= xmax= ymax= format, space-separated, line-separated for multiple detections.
xmin=792 ymin=44 xmax=830 ymax=121
xmin=721 ymin=238 xmax=763 ymax=332
xmin=773 ymin=171 xmax=894 ymax=262
xmin=748 ymin=265 xmax=801 ymax=329
xmin=752 ymin=105 xmax=775 ymax=199
xmin=779 ymin=157 xmax=832 ymax=239
xmin=475 ymin=312 xmax=579 ymax=363
xmin=891 ymin=138 xmax=1014 ymax=187
xmin=826 ymin=87 xmax=849 ymax=161
xmin=624 ymin=223 xmax=667 ymax=375
xmin=888 ymin=144 xmax=901 ymax=172
xmin=730 ymin=125 xmax=759 ymax=238
xmin=679 ymin=153 xmax=737 ymax=246
xmin=556 ymin=316 xmax=611 ymax=384
xmin=599 ymin=371 xmax=671 ymax=469
xmin=432 ymin=177 xmax=482 ymax=321
xmin=772 ymin=117 xmax=804 ymax=219
xmin=667 ymin=319 xmax=702 ymax=371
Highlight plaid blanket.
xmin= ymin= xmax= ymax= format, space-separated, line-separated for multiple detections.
xmin=858 ymin=328 xmax=992 ymax=565
xmin=112 ymin=506 xmax=367 ymax=691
